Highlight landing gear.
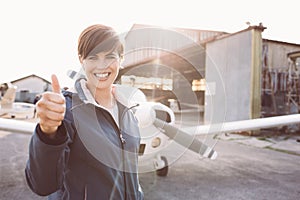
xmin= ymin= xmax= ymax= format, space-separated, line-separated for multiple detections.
xmin=155 ymin=156 xmax=168 ymax=177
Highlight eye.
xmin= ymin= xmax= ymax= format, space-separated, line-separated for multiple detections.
xmin=87 ymin=55 xmax=98 ymax=60
xmin=105 ymin=54 xmax=119 ymax=60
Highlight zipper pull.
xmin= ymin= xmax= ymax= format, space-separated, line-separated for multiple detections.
xmin=120 ymin=134 xmax=126 ymax=144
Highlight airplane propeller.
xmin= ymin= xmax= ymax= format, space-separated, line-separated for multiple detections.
xmin=134 ymin=102 xmax=218 ymax=160
xmin=153 ymin=118 xmax=218 ymax=159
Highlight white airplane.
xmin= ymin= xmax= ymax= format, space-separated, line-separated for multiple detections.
xmin=0 ymin=82 xmax=35 ymax=119
xmin=0 ymin=83 xmax=300 ymax=177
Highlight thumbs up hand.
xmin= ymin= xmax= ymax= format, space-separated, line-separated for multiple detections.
xmin=36 ymin=74 xmax=66 ymax=136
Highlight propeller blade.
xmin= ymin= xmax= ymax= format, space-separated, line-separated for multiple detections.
xmin=153 ymin=118 xmax=217 ymax=159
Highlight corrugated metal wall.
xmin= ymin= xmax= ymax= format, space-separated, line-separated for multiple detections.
xmin=263 ymin=40 xmax=300 ymax=70
xmin=123 ymin=25 xmax=224 ymax=67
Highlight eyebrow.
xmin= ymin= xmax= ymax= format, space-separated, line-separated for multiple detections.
xmin=87 ymin=51 xmax=118 ymax=58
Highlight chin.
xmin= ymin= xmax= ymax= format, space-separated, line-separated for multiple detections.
xmin=95 ymin=80 xmax=113 ymax=89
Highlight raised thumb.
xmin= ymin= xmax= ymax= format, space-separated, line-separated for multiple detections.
xmin=51 ymin=74 xmax=61 ymax=94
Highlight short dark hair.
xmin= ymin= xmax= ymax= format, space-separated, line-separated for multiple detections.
xmin=77 ymin=24 xmax=124 ymax=60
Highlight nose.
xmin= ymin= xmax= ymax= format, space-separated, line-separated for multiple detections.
xmin=95 ymin=59 xmax=109 ymax=69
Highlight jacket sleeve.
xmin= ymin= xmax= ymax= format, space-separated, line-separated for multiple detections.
xmin=25 ymin=123 xmax=69 ymax=196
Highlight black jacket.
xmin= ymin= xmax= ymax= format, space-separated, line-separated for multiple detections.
xmin=25 ymin=80 xmax=144 ymax=200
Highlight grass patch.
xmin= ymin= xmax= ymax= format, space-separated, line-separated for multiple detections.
xmin=256 ymin=137 xmax=274 ymax=143
xmin=265 ymin=146 xmax=300 ymax=156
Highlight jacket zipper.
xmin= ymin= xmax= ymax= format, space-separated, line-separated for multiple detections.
xmin=118 ymin=104 xmax=139 ymax=200
xmin=103 ymin=110 xmax=127 ymax=199
xmin=104 ymin=103 xmax=139 ymax=200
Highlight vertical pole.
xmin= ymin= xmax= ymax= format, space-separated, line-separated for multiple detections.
xmin=250 ymin=28 xmax=263 ymax=119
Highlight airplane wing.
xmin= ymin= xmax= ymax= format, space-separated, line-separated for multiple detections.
xmin=181 ymin=114 xmax=300 ymax=135
xmin=1 ymin=105 xmax=299 ymax=161
xmin=139 ymin=102 xmax=300 ymax=159
xmin=0 ymin=118 xmax=36 ymax=134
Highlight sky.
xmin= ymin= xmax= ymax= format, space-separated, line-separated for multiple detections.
xmin=0 ymin=0 xmax=299 ymax=88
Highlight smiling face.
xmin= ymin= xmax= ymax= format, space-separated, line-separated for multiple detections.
xmin=77 ymin=24 xmax=124 ymax=94
xmin=80 ymin=50 xmax=120 ymax=92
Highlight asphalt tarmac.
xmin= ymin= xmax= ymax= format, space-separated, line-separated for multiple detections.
xmin=1 ymin=130 xmax=299 ymax=200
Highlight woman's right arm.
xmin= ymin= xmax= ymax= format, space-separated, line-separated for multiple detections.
xmin=25 ymin=124 xmax=69 ymax=196
xmin=25 ymin=74 xmax=68 ymax=196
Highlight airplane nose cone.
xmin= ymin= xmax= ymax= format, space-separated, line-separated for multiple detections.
xmin=135 ymin=105 xmax=156 ymax=128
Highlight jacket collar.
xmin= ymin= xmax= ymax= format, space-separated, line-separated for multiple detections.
xmin=75 ymin=78 xmax=97 ymax=105
xmin=73 ymin=78 xmax=140 ymax=114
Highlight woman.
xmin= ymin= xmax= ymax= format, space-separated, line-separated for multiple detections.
xmin=25 ymin=24 xmax=144 ymax=200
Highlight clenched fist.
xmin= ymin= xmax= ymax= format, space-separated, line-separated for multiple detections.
xmin=36 ymin=74 xmax=66 ymax=136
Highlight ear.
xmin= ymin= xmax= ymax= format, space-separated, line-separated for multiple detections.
xmin=78 ymin=54 xmax=83 ymax=64
xmin=79 ymin=55 xmax=85 ymax=70
xmin=119 ymin=54 xmax=124 ymax=63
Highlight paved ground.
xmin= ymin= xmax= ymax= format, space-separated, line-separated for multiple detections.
xmin=0 ymin=130 xmax=300 ymax=200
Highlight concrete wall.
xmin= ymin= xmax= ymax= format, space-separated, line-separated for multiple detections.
xmin=205 ymin=29 xmax=260 ymax=123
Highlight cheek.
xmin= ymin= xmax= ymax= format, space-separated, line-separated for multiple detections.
xmin=83 ymin=63 xmax=95 ymax=74
xmin=111 ymin=65 xmax=120 ymax=78
xmin=111 ymin=62 xmax=120 ymax=71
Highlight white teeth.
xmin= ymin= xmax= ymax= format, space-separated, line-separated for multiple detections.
xmin=95 ymin=73 xmax=109 ymax=78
